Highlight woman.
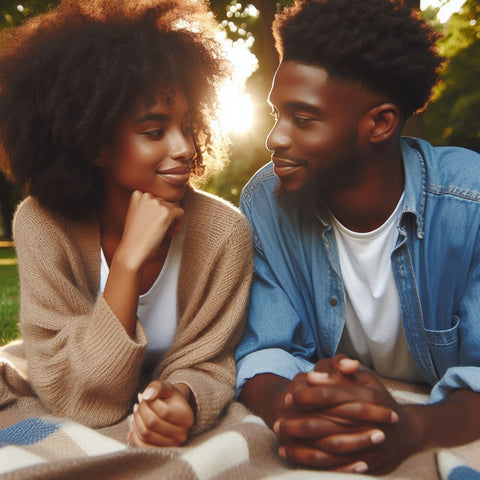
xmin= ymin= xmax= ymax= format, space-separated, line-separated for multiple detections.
xmin=0 ymin=0 xmax=252 ymax=448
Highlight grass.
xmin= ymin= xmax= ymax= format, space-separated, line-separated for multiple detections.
xmin=0 ymin=245 xmax=20 ymax=346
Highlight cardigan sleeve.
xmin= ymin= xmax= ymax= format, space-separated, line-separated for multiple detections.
xmin=158 ymin=194 xmax=253 ymax=435
xmin=13 ymin=198 xmax=147 ymax=428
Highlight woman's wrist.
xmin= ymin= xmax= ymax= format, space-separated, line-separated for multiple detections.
xmin=174 ymin=383 xmax=197 ymax=415
xmin=111 ymin=244 xmax=146 ymax=274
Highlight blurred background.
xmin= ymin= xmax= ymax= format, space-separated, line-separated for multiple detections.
xmin=0 ymin=0 xmax=479 ymax=237
xmin=0 ymin=0 xmax=479 ymax=342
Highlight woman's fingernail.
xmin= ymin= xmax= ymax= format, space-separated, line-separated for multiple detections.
xmin=133 ymin=403 xmax=138 ymax=413
xmin=142 ymin=388 xmax=155 ymax=400
xmin=284 ymin=393 xmax=293 ymax=406
xmin=278 ymin=446 xmax=287 ymax=458
xmin=137 ymin=393 xmax=143 ymax=403
xmin=273 ymin=421 xmax=280 ymax=434
xmin=352 ymin=461 xmax=369 ymax=473
xmin=370 ymin=430 xmax=385 ymax=444
xmin=391 ymin=411 xmax=399 ymax=423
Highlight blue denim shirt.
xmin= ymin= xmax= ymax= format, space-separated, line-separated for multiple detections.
xmin=235 ymin=138 xmax=480 ymax=403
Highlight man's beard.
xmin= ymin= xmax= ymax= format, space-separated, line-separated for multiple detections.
xmin=275 ymin=139 xmax=361 ymax=213
xmin=275 ymin=178 xmax=323 ymax=212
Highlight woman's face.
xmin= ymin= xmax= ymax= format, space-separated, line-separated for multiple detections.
xmin=100 ymin=86 xmax=196 ymax=203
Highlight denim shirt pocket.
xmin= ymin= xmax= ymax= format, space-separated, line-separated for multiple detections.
xmin=424 ymin=315 xmax=460 ymax=378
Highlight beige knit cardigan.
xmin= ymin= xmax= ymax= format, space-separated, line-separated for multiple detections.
xmin=4 ymin=187 xmax=253 ymax=435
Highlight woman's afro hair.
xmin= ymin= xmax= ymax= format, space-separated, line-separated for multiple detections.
xmin=0 ymin=0 xmax=230 ymax=217
xmin=273 ymin=0 xmax=445 ymax=117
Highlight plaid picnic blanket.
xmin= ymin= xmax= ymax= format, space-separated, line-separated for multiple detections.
xmin=1 ymin=387 xmax=480 ymax=480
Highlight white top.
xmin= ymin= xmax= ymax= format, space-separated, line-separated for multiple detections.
xmin=332 ymin=195 xmax=423 ymax=382
xmin=99 ymin=228 xmax=184 ymax=371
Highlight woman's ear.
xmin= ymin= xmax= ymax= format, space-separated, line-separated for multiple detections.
xmin=93 ymin=155 xmax=104 ymax=167
xmin=91 ymin=148 xmax=106 ymax=167
xmin=360 ymin=103 xmax=400 ymax=144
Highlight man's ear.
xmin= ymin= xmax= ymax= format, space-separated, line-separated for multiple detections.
xmin=360 ymin=103 xmax=400 ymax=144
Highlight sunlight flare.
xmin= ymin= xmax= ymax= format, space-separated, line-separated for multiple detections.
xmin=216 ymin=31 xmax=258 ymax=135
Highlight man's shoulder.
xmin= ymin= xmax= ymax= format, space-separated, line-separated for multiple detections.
xmin=404 ymin=138 xmax=480 ymax=199
xmin=241 ymin=162 xmax=277 ymax=208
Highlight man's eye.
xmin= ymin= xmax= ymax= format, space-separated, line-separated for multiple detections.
xmin=293 ymin=116 xmax=311 ymax=127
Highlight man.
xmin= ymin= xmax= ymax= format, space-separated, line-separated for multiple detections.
xmin=235 ymin=0 xmax=480 ymax=475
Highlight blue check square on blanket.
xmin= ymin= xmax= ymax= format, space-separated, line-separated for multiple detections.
xmin=0 ymin=416 xmax=127 ymax=475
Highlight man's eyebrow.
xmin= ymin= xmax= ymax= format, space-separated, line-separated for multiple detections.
xmin=283 ymin=101 xmax=321 ymax=114
xmin=133 ymin=113 xmax=170 ymax=125
xmin=268 ymin=99 xmax=321 ymax=114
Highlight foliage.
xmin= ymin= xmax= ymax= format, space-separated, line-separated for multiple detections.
xmin=0 ymin=248 xmax=19 ymax=345
xmin=423 ymin=0 xmax=480 ymax=152
xmin=1 ymin=0 xmax=479 ymax=211
xmin=0 ymin=0 xmax=59 ymax=28
xmin=205 ymin=1 xmax=293 ymax=204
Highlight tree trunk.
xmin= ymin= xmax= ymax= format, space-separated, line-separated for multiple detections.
xmin=251 ymin=0 xmax=279 ymax=79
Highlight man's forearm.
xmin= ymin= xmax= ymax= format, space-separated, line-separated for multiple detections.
xmin=407 ymin=388 xmax=480 ymax=452
xmin=240 ymin=373 xmax=291 ymax=428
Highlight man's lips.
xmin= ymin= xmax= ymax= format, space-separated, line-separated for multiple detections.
xmin=272 ymin=157 xmax=305 ymax=177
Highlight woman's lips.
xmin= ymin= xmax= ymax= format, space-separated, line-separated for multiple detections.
xmin=156 ymin=166 xmax=191 ymax=185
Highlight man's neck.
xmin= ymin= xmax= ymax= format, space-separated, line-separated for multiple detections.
xmin=324 ymin=146 xmax=404 ymax=233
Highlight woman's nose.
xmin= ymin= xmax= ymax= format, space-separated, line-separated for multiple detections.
xmin=170 ymin=130 xmax=195 ymax=161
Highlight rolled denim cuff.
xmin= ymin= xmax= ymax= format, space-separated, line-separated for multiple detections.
xmin=429 ymin=366 xmax=480 ymax=403
xmin=235 ymin=348 xmax=314 ymax=397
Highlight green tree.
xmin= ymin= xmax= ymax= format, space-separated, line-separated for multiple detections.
xmin=204 ymin=1 xmax=293 ymax=204
xmin=423 ymin=0 xmax=480 ymax=152
xmin=1 ymin=0 xmax=477 ymax=219
xmin=0 ymin=0 xmax=59 ymax=28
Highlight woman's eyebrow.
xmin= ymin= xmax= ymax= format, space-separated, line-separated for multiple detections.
xmin=134 ymin=113 xmax=170 ymax=125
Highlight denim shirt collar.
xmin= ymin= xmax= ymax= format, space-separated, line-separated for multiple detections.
xmin=400 ymin=137 xmax=427 ymax=240
xmin=311 ymin=137 xmax=427 ymax=239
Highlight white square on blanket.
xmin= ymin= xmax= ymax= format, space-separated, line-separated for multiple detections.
xmin=0 ymin=445 xmax=47 ymax=474
xmin=181 ymin=431 xmax=249 ymax=480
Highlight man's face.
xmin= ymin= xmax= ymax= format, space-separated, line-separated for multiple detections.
xmin=266 ymin=61 xmax=372 ymax=203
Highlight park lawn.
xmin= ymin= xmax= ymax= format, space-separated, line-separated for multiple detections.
xmin=0 ymin=246 xmax=20 ymax=346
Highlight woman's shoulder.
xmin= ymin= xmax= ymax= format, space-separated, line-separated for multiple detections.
xmin=184 ymin=187 xmax=249 ymax=227
xmin=183 ymin=187 xmax=252 ymax=244
xmin=13 ymin=196 xmax=98 ymax=251
xmin=13 ymin=196 xmax=55 ymax=234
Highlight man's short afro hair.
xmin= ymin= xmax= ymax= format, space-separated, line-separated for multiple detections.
xmin=273 ymin=0 xmax=445 ymax=116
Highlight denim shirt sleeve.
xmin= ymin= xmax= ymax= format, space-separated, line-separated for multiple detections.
xmin=397 ymin=139 xmax=480 ymax=403
xmin=236 ymin=349 xmax=315 ymax=397
xmin=235 ymin=168 xmax=316 ymax=396
xmin=428 ymin=227 xmax=480 ymax=402
xmin=430 ymin=367 xmax=480 ymax=402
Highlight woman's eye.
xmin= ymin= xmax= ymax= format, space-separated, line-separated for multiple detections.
xmin=143 ymin=129 xmax=165 ymax=139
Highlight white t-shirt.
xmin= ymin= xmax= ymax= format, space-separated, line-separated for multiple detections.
xmin=332 ymin=195 xmax=423 ymax=382
xmin=99 ymin=228 xmax=184 ymax=371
